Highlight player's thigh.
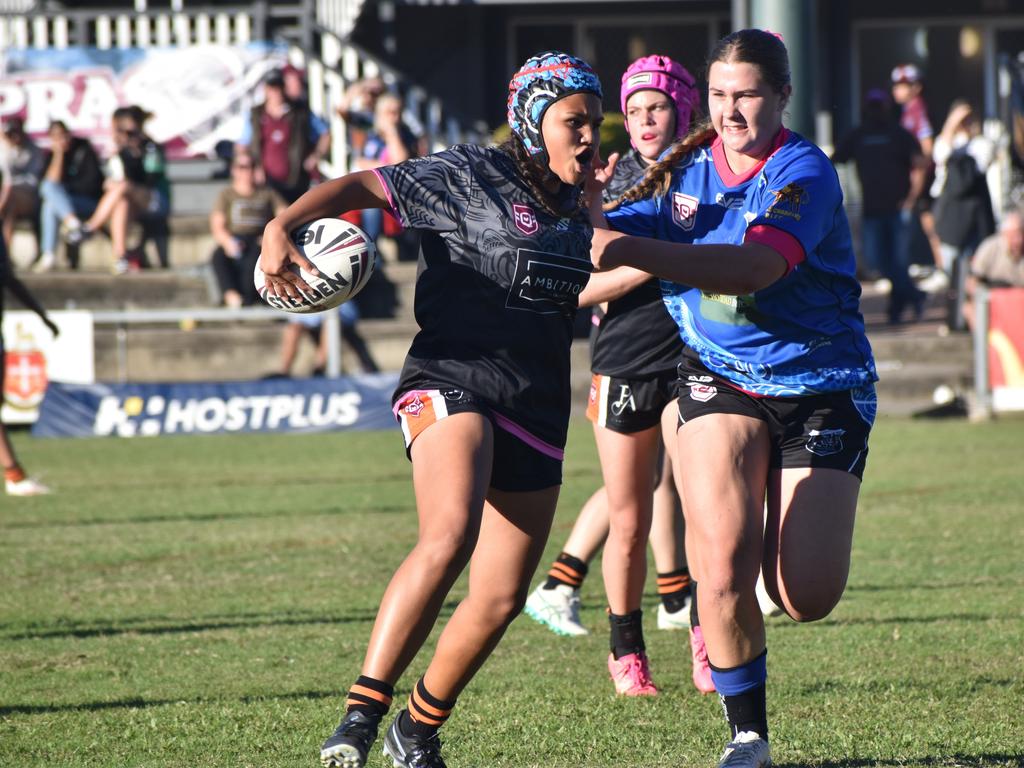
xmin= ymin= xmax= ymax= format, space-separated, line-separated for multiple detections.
xmin=592 ymin=421 xmax=660 ymax=514
xmin=409 ymin=410 xmax=494 ymax=547
xmin=468 ymin=484 xmax=561 ymax=606
xmin=764 ymin=467 xmax=859 ymax=621
xmin=676 ymin=410 xmax=771 ymax=578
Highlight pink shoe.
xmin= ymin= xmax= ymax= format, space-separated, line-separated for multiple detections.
xmin=607 ymin=651 xmax=659 ymax=696
xmin=689 ymin=626 xmax=716 ymax=694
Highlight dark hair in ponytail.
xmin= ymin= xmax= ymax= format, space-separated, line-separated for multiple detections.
xmin=499 ymin=134 xmax=588 ymax=223
xmin=606 ymin=120 xmax=717 ymax=209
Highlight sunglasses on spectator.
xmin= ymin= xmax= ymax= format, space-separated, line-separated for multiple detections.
xmin=115 ymin=127 xmax=141 ymax=138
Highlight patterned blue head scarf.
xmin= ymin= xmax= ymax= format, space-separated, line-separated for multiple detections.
xmin=507 ymin=51 xmax=603 ymax=156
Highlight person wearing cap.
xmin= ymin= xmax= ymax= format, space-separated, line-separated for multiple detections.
xmin=238 ymin=67 xmax=330 ymax=203
xmin=0 ymin=117 xmax=45 ymax=259
xmin=833 ymin=88 xmax=927 ymax=322
xmin=891 ymin=63 xmax=933 ymax=156
xmin=524 ymin=55 xmax=706 ymax=696
xmin=258 ymin=51 xmax=604 ymax=768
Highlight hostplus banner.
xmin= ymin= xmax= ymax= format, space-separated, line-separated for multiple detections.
xmin=0 ymin=44 xmax=287 ymax=159
xmin=987 ymin=287 xmax=1024 ymax=412
xmin=33 ymin=375 xmax=401 ymax=438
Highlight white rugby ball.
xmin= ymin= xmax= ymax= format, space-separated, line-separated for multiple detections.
xmin=255 ymin=218 xmax=377 ymax=314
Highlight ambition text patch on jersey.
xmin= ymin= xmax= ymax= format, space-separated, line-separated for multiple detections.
xmin=506 ymin=248 xmax=591 ymax=315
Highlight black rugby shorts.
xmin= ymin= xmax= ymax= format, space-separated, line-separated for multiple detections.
xmin=394 ymin=387 xmax=562 ymax=492
xmin=674 ymin=356 xmax=875 ymax=479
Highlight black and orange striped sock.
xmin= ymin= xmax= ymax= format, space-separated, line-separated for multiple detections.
xmin=4 ymin=465 xmax=26 ymax=483
xmin=543 ymin=552 xmax=588 ymax=590
xmin=345 ymin=675 xmax=394 ymax=719
xmin=403 ymin=677 xmax=456 ymax=739
xmin=657 ymin=567 xmax=692 ymax=613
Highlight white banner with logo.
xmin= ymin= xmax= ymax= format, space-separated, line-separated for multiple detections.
xmin=2 ymin=310 xmax=94 ymax=424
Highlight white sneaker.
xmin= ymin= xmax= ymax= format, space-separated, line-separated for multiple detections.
xmin=755 ymin=574 xmax=783 ymax=618
xmin=718 ymin=731 xmax=771 ymax=768
xmin=656 ymin=598 xmax=691 ymax=630
xmin=5 ymin=476 xmax=51 ymax=496
xmin=917 ymin=270 xmax=950 ymax=294
xmin=34 ymin=253 xmax=56 ymax=273
xmin=523 ymin=583 xmax=588 ymax=636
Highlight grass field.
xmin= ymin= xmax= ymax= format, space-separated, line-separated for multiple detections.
xmin=1 ymin=417 xmax=1022 ymax=768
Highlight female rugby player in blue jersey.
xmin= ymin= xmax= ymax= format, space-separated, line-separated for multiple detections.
xmin=259 ymin=53 xmax=602 ymax=768
xmin=591 ymin=29 xmax=877 ymax=768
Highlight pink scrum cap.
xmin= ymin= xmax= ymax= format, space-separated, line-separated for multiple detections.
xmin=620 ymin=55 xmax=700 ymax=141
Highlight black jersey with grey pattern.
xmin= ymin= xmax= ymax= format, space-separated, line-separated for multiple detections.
xmin=375 ymin=144 xmax=593 ymax=451
xmin=594 ymin=149 xmax=684 ymax=380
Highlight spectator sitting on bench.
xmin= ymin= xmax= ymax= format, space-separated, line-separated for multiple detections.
xmin=0 ymin=117 xmax=44 ymax=263
xmin=962 ymin=206 xmax=1024 ymax=330
xmin=210 ymin=150 xmax=287 ymax=307
xmin=36 ymin=120 xmax=104 ymax=272
xmin=67 ymin=106 xmax=170 ymax=273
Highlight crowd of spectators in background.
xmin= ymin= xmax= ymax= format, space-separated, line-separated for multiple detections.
xmin=834 ymin=62 xmax=1004 ymax=332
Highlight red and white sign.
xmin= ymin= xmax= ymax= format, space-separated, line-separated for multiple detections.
xmin=512 ymin=203 xmax=539 ymax=236
xmin=2 ymin=310 xmax=94 ymax=424
xmin=987 ymin=287 xmax=1024 ymax=412
xmin=672 ymin=192 xmax=700 ymax=231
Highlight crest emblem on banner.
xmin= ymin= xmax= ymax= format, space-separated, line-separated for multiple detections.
xmin=4 ymin=328 xmax=48 ymax=410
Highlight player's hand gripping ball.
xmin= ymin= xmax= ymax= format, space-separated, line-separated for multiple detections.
xmin=255 ymin=218 xmax=377 ymax=313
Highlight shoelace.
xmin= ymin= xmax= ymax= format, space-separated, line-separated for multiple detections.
xmin=407 ymin=734 xmax=444 ymax=768
xmin=622 ymin=656 xmax=653 ymax=686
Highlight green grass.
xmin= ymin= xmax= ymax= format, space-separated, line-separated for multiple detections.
xmin=1 ymin=418 xmax=1022 ymax=768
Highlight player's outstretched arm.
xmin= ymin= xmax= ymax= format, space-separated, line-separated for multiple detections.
xmin=591 ymin=228 xmax=788 ymax=296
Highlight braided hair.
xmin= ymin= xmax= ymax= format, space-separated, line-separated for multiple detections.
xmin=605 ymin=120 xmax=717 ymax=210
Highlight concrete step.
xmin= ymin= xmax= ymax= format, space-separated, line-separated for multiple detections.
xmin=16 ymin=271 xmax=216 ymax=311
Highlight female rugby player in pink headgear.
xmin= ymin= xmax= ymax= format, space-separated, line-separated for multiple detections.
xmin=525 ymin=54 xmax=710 ymax=697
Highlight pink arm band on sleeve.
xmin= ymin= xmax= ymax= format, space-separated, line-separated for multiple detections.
xmin=744 ymin=224 xmax=806 ymax=275
xmin=369 ymin=168 xmax=403 ymax=230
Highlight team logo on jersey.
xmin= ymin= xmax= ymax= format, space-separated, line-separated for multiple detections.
xmin=610 ymin=385 xmax=637 ymax=416
xmin=512 ymin=203 xmax=539 ymax=235
xmin=403 ymin=396 xmax=425 ymax=417
xmin=715 ymin=192 xmax=746 ymax=210
xmin=766 ymin=183 xmax=808 ymax=222
xmin=688 ymin=383 xmax=717 ymax=402
xmin=672 ymin=192 xmax=700 ymax=231
xmin=805 ymin=428 xmax=845 ymax=457
xmin=687 ymin=375 xmax=714 ymax=383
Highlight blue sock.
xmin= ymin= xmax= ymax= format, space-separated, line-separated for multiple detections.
xmin=710 ymin=648 xmax=768 ymax=741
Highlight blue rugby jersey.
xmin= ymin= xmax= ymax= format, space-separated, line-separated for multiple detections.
xmin=605 ymin=130 xmax=877 ymax=397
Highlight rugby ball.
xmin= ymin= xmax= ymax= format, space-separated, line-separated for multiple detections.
xmin=255 ymin=218 xmax=377 ymax=313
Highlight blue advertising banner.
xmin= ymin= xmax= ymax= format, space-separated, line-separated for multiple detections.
xmin=33 ymin=374 xmax=400 ymax=438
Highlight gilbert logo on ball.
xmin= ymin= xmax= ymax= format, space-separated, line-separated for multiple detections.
xmin=255 ymin=218 xmax=377 ymax=313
